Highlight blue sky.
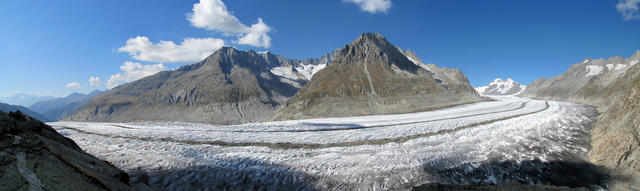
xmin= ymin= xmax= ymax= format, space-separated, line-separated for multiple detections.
xmin=1 ymin=0 xmax=640 ymax=98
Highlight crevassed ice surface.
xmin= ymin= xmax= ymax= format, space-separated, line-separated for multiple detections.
xmin=49 ymin=96 xmax=597 ymax=190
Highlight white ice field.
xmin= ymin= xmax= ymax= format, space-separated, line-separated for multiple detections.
xmin=49 ymin=96 xmax=598 ymax=190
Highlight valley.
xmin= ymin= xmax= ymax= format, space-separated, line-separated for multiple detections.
xmin=49 ymin=96 xmax=602 ymax=190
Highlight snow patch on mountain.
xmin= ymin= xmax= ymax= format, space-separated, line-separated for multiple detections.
xmin=475 ymin=78 xmax=526 ymax=96
xmin=585 ymin=65 xmax=604 ymax=77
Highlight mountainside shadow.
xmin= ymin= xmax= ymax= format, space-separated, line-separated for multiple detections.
xmin=419 ymin=158 xmax=618 ymax=190
xmin=127 ymin=157 xmax=321 ymax=191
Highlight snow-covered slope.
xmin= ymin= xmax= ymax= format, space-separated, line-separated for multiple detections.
xmin=475 ymin=78 xmax=526 ymax=95
xmin=50 ymin=96 xmax=601 ymax=190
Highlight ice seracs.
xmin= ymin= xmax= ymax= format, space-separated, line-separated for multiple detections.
xmin=475 ymin=78 xmax=526 ymax=96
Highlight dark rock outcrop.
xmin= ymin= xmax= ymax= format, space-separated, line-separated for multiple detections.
xmin=0 ymin=110 xmax=147 ymax=190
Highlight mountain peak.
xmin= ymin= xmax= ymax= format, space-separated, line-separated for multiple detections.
xmin=477 ymin=78 xmax=526 ymax=96
xmin=352 ymin=32 xmax=389 ymax=47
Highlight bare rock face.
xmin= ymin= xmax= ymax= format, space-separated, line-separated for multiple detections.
xmin=522 ymin=51 xmax=640 ymax=190
xmin=0 ymin=111 xmax=139 ymax=190
xmin=271 ymin=33 xmax=482 ymax=120
xmin=67 ymin=47 xmax=302 ymax=125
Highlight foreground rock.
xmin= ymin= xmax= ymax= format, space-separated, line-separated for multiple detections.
xmin=67 ymin=47 xmax=332 ymax=125
xmin=0 ymin=110 xmax=146 ymax=190
xmin=522 ymin=50 xmax=640 ymax=190
xmin=271 ymin=33 xmax=482 ymax=120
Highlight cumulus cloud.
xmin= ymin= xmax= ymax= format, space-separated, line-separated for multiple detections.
xmin=618 ymin=0 xmax=640 ymax=20
xmin=188 ymin=0 xmax=247 ymax=33
xmin=89 ymin=76 xmax=101 ymax=87
xmin=187 ymin=0 xmax=273 ymax=48
xmin=237 ymin=18 xmax=272 ymax=48
xmin=118 ymin=36 xmax=225 ymax=63
xmin=344 ymin=0 xmax=392 ymax=14
xmin=106 ymin=61 xmax=167 ymax=89
xmin=66 ymin=82 xmax=81 ymax=88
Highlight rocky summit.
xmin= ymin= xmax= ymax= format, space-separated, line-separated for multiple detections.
xmin=67 ymin=47 xmax=314 ymax=125
xmin=0 ymin=110 xmax=149 ymax=190
xmin=271 ymin=33 xmax=482 ymax=120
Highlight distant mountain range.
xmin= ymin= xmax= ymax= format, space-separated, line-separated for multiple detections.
xmin=0 ymin=93 xmax=55 ymax=107
xmin=271 ymin=33 xmax=482 ymax=120
xmin=29 ymin=90 xmax=104 ymax=121
xmin=0 ymin=102 xmax=50 ymax=122
xmin=68 ymin=33 xmax=481 ymax=124
xmin=475 ymin=78 xmax=526 ymax=96
xmin=522 ymin=50 xmax=640 ymax=190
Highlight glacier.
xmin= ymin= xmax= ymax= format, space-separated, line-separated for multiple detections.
xmin=49 ymin=96 xmax=601 ymax=190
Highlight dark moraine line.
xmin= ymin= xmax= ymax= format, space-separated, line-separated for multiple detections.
xmin=106 ymin=101 xmax=528 ymax=133
xmin=233 ymin=101 xmax=529 ymax=133
xmin=53 ymin=102 xmax=549 ymax=150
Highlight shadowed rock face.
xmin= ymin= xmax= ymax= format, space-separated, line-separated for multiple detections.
xmin=271 ymin=33 xmax=482 ymax=120
xmin=522 ymin=51 xmax=640 ymax=190
xmin=0 ymin=111 xmax=142 ymax=190
xmin=67 ymin=47 xmax=302 ymax=125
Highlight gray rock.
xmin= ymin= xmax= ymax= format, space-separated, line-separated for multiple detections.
xmin=270 ymin=33 xmax=483 ymax=120
xmin=0 ymin=110 xmax=144 ymax=190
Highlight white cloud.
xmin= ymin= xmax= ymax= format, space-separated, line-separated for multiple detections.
xmin=187 ymin=0 xmax=272 ymax=48
xmin=106 ymin=61 xmax=167 ymax=89
xmin=344 ymin=0 xmax=392 ymax=14
xmin=118 ymin=36 xmax=225 ymax=63
xmin=188 ymin=0 xmax=247 ymax=33
xmin=618 ymin=0 xmax=640 ymax=20
xmin=89 ymin=76 xmax=101 ymax=87
xmin=66 ymin=82 xmax=81 ymax=88
xmin=237 ymin=18 xmax=272 ymax=48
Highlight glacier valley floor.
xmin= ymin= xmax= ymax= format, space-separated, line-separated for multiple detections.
xmin=49 ymin=96 xmax=606 ymax=190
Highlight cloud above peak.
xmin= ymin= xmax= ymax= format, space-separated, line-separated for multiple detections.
xmin=344 ymin=0 xmax=392 ymax=14
xmin=118 ymin=36 xmax=225 ymax=63
xmin=188 ymin=0 xmax=273 ymax=48
xmin=89 ymin=76 xmax=101 ymax=87
xmin=106 ymin=61 xmax=167 ymax=89
xmin=66 ymin=82 xmax=80 ymax=88
xmin=617 ymin=0 xmax=640 ymax=20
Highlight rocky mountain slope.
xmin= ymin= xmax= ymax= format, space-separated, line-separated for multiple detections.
xmin=0 ymin=102 xmax=49 ymax=122
xmin=0 ymin=110 xmax=148 ymax=190
xmin=29 ymin=90 xmax=103 ymax=121
xmin=67 ymin=47 xmax=330 ymax=125
xmin=271 ymin=33 xmax=483 ymax=120
xmin=521 ymin=50 xmax=640 ymax=190
xmin=475 ymin=78 xmax=526 ymax=95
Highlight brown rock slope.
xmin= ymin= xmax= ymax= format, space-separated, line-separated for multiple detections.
xmin=521 ymin=51 xmax=640 ymax=190
xmin=0 ymin=110 xmax=145 ymax=190
xmin=67 ymin=47 xmax=301 ymax=125
xmin=271 ymin=33 xmax=482 ymax=120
